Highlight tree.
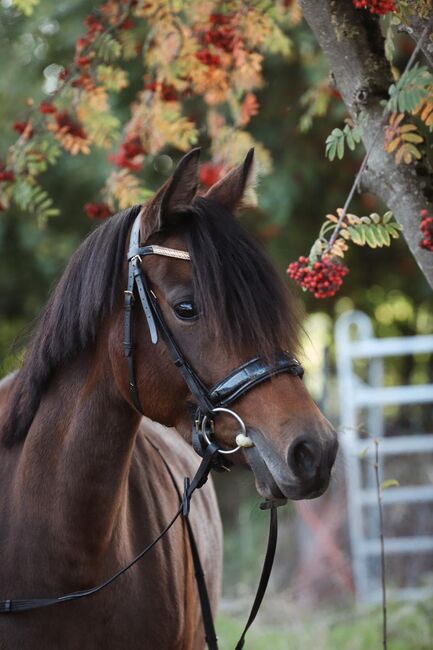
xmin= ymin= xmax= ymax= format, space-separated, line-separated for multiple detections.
xmin=299 ymin=0 xmax=433 ymax=290
xmin=0 ymin=0 xmax=432 ymax=327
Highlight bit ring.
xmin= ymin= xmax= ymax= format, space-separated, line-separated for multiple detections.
xmin=201 ymin=407 xmax=251 ymax=455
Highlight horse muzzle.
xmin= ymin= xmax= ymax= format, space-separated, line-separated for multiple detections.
xmin=245 ymin=427 xmax=339 ymax=502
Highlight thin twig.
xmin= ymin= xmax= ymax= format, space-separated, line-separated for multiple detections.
xmin=324 ymin=20 xmax=432 ymax=256
xmin=374 ymin=439 xmax=387 ymax=650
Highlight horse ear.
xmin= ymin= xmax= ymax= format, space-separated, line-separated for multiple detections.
xmin=204 ymin=148 xmax=256 ymax=213
xmin=139 ymin=148 xmax=201 ymax=240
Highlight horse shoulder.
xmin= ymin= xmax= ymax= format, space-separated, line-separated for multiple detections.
xmin=133 ymin=419 xmax=223 ymax=625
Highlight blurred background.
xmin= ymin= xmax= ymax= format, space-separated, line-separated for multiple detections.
xmin=1 ymin=2 xmax=433 ymax=648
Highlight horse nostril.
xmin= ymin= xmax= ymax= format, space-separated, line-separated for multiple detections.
xmin=288 ymin=436 xmax=321 ymax=480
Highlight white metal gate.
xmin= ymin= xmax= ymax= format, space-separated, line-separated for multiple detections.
xmin=335 ymin=311 xmax=433 ymax=602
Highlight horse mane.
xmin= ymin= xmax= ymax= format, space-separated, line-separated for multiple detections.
xmin=1 ymin=205 xmax=141 ymax=447
xmin=2 ymin=198 xmax=299 ymax=447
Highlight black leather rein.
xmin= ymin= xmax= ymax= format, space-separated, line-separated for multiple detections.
xmin=0 ymin=214 xmax=304 ymax=650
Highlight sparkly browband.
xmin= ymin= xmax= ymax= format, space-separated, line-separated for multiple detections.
xmin=147 ymin=245 xmax=190 ymax=260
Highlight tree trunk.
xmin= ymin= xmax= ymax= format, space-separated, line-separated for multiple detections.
xmin=299 ymin=0 xmax=433 ymax=290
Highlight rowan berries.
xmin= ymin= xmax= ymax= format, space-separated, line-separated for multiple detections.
xmin=287 ymin=256 xmax=349 ymax=298
xmin=420 ymin=209 xmax=433 ymax=252
xmin=353 ymin=0 xmax=396 ymax=15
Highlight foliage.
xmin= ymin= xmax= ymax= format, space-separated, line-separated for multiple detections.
xmin=325 ymin=122 xmax=362 ymax=161
xmin=387 ymin=64 xmax=433 ymax=114
xmin=10 ymin=0 xmax=40 ymax=16
xmin=0 ymin=0 xmax=432 ymax=378
xmin=0 ymin=0 xmax=297 ymax=220
xmin=384 ymin=113 xmax=423 ymax=165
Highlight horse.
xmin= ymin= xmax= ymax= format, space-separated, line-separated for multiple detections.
xmin=0 ymin=148 xmax=338 ymax=649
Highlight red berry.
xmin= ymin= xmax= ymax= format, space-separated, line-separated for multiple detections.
xmin=39 ymin=101 xmax=57 ymax=114
xmin=287 ymin=256 xmax=348 ymax=299
xmin=353 ymin=0 xmax=395 ymax=15
xmin=419 ymin=209 xmax=433 ymax=252
xmin=84 ymin=202 xmax=111 ymax=220
xmin=0 ymin=170 xmax=15 ymax=182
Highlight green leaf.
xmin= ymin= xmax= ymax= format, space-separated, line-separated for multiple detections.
xmin=325 ymin=128 xmax=342 ymax=161
xmin=371 ymin=224 xmax=384 ymax=246
xmin=336 ymin=135 xmax=345 ymax=160
xmin=326 ymin=124 xmax=362 ymax=161
xmin=348 ymin=225 xmax=365 ymax=245
xmin=380 ymin=479 xmax=400 ymax=492
xmin=346 ymin=129 xmax=355 ymax=150
xmin=403 ymin=132 xmax=424 ymax=143
xmin=383 ymin=211 xmax=393 ymax=223
xmin=386 ymin=224 xmax=402 ymax=239
xmin=378 ymin=224 xmax=391 ymax=246
xmin=384 ymin=25 xmax=395 ymax=64
xmin=97 ymin=33 xmax=122 ymax=63
xmin=387 ymin=64 xmax=433 ymax=113
xmin=364 ymin=225 xmax=378 ymax=248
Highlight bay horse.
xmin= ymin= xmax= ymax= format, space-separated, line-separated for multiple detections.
xmin=0 ymin=148 xmax=338 ymax=649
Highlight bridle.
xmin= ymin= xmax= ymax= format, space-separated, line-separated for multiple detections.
xmin=0 ymin=214 xmax=304 ymax=650
xmin=124 ymin=215 xmax=304 ymax=459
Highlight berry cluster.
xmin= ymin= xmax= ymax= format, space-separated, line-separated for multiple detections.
xmin=204 ymin=14 xmax=235 ymax=52
xmin=39 ymin=101 xmax=57 ymax=115
xmin=196 ymin=50 xmax=221 ymax=67
xmin=109 ymin=135 xmax=146 ymax=171
xmin=54 ymin=111 xmax=87 ymax=140
xmin=13 ymin=121 xmax=33 ymax=139
xmin=0 ymin=167 xmax=15 ymax=183
xmin=196 ymin=13 xmax=236 ymax=68
xmin=144 ymin=81 xmax=178 ymax=102
xmin=84 ymin=202 xmax=111 ymax=220
xmin=420 ymin=209 xmax=433 ymax=252
xmin=287 ymin=256 xmax=349 ymax=299
xmin=353 ymin=0 xmax=396 ymax=15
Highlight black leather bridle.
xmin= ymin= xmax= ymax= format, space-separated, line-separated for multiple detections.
xmin=0 ymin=214 xmax=304 ymax=650
xmin=124 ymin=215 xmax=303 ymax=459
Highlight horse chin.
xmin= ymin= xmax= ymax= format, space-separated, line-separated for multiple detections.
xmin=244 ymin=429 xmax=331 ymax=503
xmin=244 ymin=443 xmax=288 ymax=505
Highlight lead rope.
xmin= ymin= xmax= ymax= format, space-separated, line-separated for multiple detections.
xmin=234 ymin=505 xmax=278 ymax=650
xmin=147 ymin=437 xmax=278 ymax=650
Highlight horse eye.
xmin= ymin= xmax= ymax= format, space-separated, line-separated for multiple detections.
xmin=173 ymin=301 xmax=198 ymax=321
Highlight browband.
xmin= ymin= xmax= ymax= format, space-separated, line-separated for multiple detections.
xmin=128 ymin=244 xmax=190 ymax=262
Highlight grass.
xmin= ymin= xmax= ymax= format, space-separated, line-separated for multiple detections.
xmin=217 ymin=598 xmax=433 ymax=650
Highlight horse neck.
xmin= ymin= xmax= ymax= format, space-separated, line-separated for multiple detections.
xmin=17 ymin=332 xmax=141 ymax=560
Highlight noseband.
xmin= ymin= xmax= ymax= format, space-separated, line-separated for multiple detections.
xmin=124 ymin=215 xmax=304 ymax=460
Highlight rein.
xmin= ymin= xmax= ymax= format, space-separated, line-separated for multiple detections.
xmin=0 ymin=214 xmax=304 ymax=650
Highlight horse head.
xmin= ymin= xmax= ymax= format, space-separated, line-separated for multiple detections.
xmin=109 ymin=148 xmax=338 ymax=503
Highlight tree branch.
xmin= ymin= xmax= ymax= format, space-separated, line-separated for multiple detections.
xmin=399 ymin=14 xmax=433 ymax=70
xmin=299 ymin=0 xmax=433 ymax=290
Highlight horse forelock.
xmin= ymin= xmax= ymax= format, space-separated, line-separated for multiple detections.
xmin=181 ymin=197 xmax=300 ymax=358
